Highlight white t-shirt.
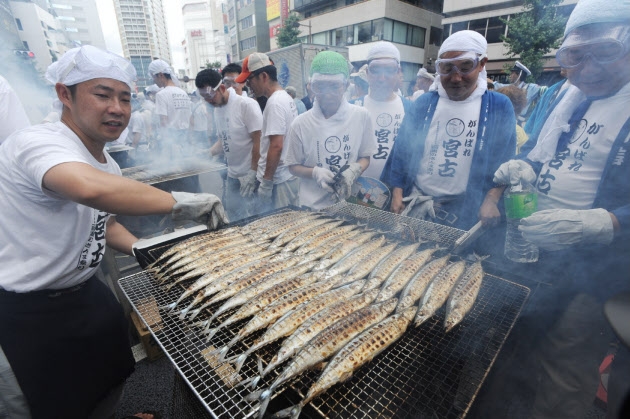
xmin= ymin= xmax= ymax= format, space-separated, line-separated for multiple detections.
xmin=415 ymin=96 xmax=481 ymax=196
xmin=257 ymin=89 xmax=298 ymax=184
xmin=155 ymin=85 xmax=191 ymax=130
xmin=537 ymin=84 xmax=630 ymax=210
xmin=191 ymin=101 xmax=208 ymax=132
xmin=285 ymin=100 xmax=375 ymax=209
xmin=360 ymin=95 xmax=405 ymax=179
xmin=0 ymin=75 xmax=30 ymax=143
xmin=126 ymin=111 xmax=146 ymax=145
xmin=214 ymin=88 xmax=263 ymax=179
xmin=0 ymin=122 xmax=121 ymax=292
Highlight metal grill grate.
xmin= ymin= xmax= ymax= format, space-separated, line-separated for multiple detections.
xmin=119 ymin=204 xmax=530 ymax=418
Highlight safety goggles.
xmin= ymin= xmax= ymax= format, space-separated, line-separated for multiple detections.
xmin=436 ymin=56 xmax=480 ymax=76
xmin=222 ymin=76 xmax=240 ymax=87
xmin=367 ymin=64 xmax=399 ymax=77
xmin=197 ymin=79 xmax=222 ymax=99
xmin=556 ymin=40 xmax=628 ymax=68
xmin=311 ymin=81 xmax=346 ymax=95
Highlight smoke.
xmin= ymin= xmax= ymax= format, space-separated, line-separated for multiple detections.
xmin=0 ymin=48 xmax=57 ymax=124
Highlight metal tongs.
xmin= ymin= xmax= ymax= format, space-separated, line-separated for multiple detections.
xmin=452 ymin=221 xmax=486 ymax=254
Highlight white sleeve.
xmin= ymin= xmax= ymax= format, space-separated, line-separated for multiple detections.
xmin=283 ymin=121 xmax=305 ymax=167
xmin=243 ymin=99 xmax=263 ymax=134
xmin=263 ymin=100 xmax=288 ymax=137
xmin=0 ymin=83 xmax=30 ymax=143
xmin=155 ymin=92 xmax=168 ymax=116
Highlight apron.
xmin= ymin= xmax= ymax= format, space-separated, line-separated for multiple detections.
xmin=0 ymin=277 xmax=135 ymax=419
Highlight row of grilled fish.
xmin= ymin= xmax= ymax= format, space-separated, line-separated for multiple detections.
xmin=145 ymin=211 xmax=487 ymax=418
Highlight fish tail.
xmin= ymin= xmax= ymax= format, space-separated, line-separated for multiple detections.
xmin=191 ymin=319 xmax=208 ymax=329
xmin=271 ymin=404 xmax=302 ymax=418
xmin=187 ymin=309 xmax=201 ymax=320
xmin=244 ymin=387 xmax=265 ymax=402
xmin=216 ymin=346 xmax=230 ymax=362
xmin=232 ymin=353 xmax=248 ymax=374
xmin=249 ymin=375 xmax=261 ymax=389
xmin=257 ymin=355 xmax=265 ymax=377
xmin=256 ymin=389 xmax=272 ymax=419
xmin=159 ymin=301 xmax=177 ymax=311
xmin=205 ymin=328 xmax=219 ymax=342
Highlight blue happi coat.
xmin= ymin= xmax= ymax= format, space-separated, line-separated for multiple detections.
xmin=381 ymin=90 xmax=516 ymax=230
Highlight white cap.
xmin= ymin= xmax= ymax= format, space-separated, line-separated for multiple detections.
xmin=367 ymin=42 xmax=400 ymax=63
xmin=45 ymin=45 xmax=136 ymax=89
xmin=148 ymin=59 xmax=174 ymax=77
xmin=564 ymin=0 xmax=630 ymax=37
xmin=416 ymin=68 xmax=435 ymax=80
xmin=439 ymin=30 xmax=487 ymax=58
xmin=145 ymin=84 xmax=160 ymax=94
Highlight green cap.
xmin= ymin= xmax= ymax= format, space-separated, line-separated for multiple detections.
xmin=310 ymin=51 xmax=349 ymax=77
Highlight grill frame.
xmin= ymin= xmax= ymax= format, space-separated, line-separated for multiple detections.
xmin=119 ymin=203 xmax=530 ymax=418
xmin=121 ymin=159 xmax=226 ymax=185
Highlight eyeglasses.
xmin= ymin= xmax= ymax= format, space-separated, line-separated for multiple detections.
xmin=367 ymin=65 xmax=399 ymax=77
xmin=556 ymin=40 xmax=627 ymax=68
xmin=436 ymin=57 xmax=480 ymax=76
xmin=310 ymin=81 xmax=346 ymax=94
xmin=197 ymin=79 xmax=222 ymax=99
xmin=222 ymin=76 xmax=240 ymax=86
xmin=246 ymin=71 xmax=260 ymax=83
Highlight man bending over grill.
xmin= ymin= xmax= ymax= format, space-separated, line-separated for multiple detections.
xmin=285 ymin=51 xmax=376 ymax=209
xmin=382 ymin=30 xmax=516 ymax=230
xmin=196 ymin=68 xmax=263 ymax=221
xmin=0 ymin=45 xmax=227 ymax=419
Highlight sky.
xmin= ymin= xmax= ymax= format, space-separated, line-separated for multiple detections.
xmin=95 ymin=0 xmax=187 ymax=70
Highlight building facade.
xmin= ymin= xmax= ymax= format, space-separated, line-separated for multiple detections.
xmin=181 ymin=0 xmax=229 ymax=79
xmin=292 ymin=0 xmax=444 ymax=87
xmin=113 ymin=0 xmax=171 ymax=88
xmin=442 ymin=0 xmax=577 ymax=82
xmin=227 ymin=0 xmax=270 ymax=62
xmin=49 ymin=0 xmax=107 ymax=50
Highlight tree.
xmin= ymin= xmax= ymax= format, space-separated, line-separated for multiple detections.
xmin=501 ymin=0 xmax=567 ymax=82
xmin=204 ymin=60 xmax=223 ymax=70
xmin=277 ymin=14 xmax=302 ymax=48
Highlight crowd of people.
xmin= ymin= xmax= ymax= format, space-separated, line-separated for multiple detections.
xmin=0 ymin=0 xmax=628 ymax=417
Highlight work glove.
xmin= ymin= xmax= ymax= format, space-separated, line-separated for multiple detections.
xmin=257 ymin=178 xmax=274 ymax=205
xmin=312 ymin=166 xmax=335 ymax=193
xmin=401 ymin=194 xmax=435 ymax=219
xmin=238 ymin=169 xmax=258 ymax=198
xmin=334 ymin=163 xmax=362 ymax=200
xmin=519 ymin=208 xmax=614 ymax=251
xmin=171 ymin=191 xmax=229 ymax=230
xmin=493 ymin=160 xmax=537 ymax=186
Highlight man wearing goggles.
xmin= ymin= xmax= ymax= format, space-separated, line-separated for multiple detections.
xmin=350 ymin=41 xmax=413 ymax=181
xmin=195 ymin=68 xmax=263 ymax=221
xmin=286 ymin=51 xmax=375 ymax=209
xmin=484 ymin=0 xmax=630 ymax=417
xmin=382 ymin=30 xmax=515 ymax=231
xmin=0 ymin=46 xmax=227 ymax=419
xmin=234 ymin=53 xmax=299 ymax=212
xmin=221 ymin=63 xmax=247 ymax=97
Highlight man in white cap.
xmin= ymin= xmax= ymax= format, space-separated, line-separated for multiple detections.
xmin=286 ymin=51 xmax=375 ymax=209
xmin=351 ymin=41 xmax=413 ymax=181
xmin=0 ymin=75 xmax=30 ymax=143
xmin=0 ymin=45 xmax=227 ymax=418
xmin=480 ymin=1 xmax=630 ymax=417
xmin=196 ymin=68 xmax=263 ymax=221
xmin=148 ymin=59 xmax=192 ymax=155
xmin=382 ymin=30 xmax=516 ymax=230
xmin=411 ymin=68 xmax=435 ymax=100
xmin=235 ymin=52 xmax=299 ymax=211
xmin=494 ymin=60 xmax=547 ymax=122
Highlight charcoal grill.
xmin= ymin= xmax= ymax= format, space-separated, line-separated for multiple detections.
xmin=121 ymin=157 xmax=226 ymax=185
xmin=119 ymin=203 xmax=530 ymax=418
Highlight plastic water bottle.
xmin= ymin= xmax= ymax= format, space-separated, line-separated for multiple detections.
xmin=504 ymin=180 xmax=539 ymax=263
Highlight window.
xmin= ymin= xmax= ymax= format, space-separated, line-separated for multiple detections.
xmin=312 ymin=32 xmax=328 ymax=45
xmin=408 ymin=26 xmax=425 ymax=47
xmin=429 ymin=26 xmax=442 ymax=46
xmin=469 ymin=19 xmax=487 ymax=37
xmin=23 ymin=41 xmax=29 ymax=49
xmin=46 ymin=40 xmax=53 ymax=47
xmin=15 ymin=18 xmax=23 ymax=31
xmin=239 ymin=15 xmax=254 ymax=30
xmin=383 ymin=19 xmax=393 ymax=41
xmin=355 ymin=21 xmax=372 ymax=44
xmin=392 ymin=21 xmax=407 ymax=44
xmin=451 ymin=21 xmax=467 ymax=34
xmin=486 ymin=16 xmax=507 ymax=43
xmin=239 ymin=36 xmax=256 ymax=51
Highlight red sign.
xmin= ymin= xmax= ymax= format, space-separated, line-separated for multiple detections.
xmin=190 ymin=29 xmax=203 ymax=38
xmin=281 ymin=0 xmax=289 ymax=20
xmin=269 ymin=24 xmax=281 ymax=38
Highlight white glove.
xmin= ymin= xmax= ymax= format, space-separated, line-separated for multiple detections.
xmin=238 ymin=169 xmax=258 ymax=198
xmin=493 ymin=160 xmax=537 ymax=186
xmin=519 ymin=208 xmax=614 ymax=251
xmin=401 ymin=194 xmax=435 ymax=219
xmin=334 ymin=163 xmax=362 ymax=200
xmin=171 ymin=191 xmax=229 ymax=230
xmin=257 ymin=178 xmax=274 ymax=205
xmin=312 ymin=166 xmax=335 ymax=193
